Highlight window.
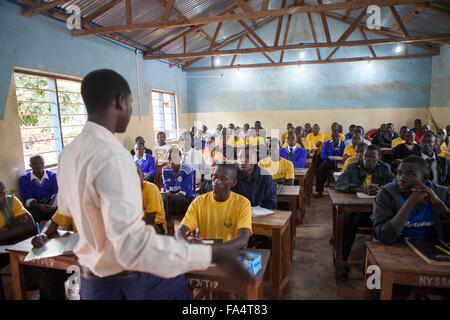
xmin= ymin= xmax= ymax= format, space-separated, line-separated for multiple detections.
xmin=151 ymin=90 xmax=177 ymax=140
xmin=14 ymin=71 xmax=87 ymax=170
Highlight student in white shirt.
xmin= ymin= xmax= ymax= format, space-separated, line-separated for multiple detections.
xmin=56 ymin=69 xmax=252 ymax=300
xmin=180 ymin=131 xmax=213 ymax=194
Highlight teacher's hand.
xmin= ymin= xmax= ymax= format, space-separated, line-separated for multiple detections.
xmin=212 ymin=243 xmax=255 ymax=284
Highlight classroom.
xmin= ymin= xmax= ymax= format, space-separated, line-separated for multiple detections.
xmin=0 ymin=0 xmax=449 ymax=302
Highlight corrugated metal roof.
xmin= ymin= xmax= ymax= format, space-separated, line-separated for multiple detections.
xmin=18 ymin=0 xmax=450 ymax=55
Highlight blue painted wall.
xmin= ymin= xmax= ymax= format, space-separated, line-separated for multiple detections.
xmin=0 ymin=0 xmax=187 ymax=120
xmin=187 ymin=12 xmax=433 ymax=113
xmin=430 ymin=45 xmax=450 ymax=107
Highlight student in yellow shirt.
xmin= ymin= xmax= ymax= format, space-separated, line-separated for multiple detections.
xmin=258 ymin=138 xmax=295 ymax=185
xmin=306 ymin=123 xmax=325 ymax=154
xmin=282 ymin=126 xmax=297 ymax=147
xmin=437 ymin=128 xmax=448 ymax=153
xmin=175 ymin=164 xmax=251 ymax=246
xmin=137 ymin=166 xmax=167 ymax=235
xmin=0 ymin=181 xmax=36 ymax=246
xmin=342 ymin=142 xmax=368 ymax=172
xmin=435 ymin=134 xmax=450 ymax=159
xmin=246 ymin=127 xmax=268 ymax=162
xmin=281 ymin=123 xmax=294 ymax=145
xmin=391 ymin=126 xmax=416 ymax=148
xmin=324 ymin=122 xmax=345 ymax=142
xmin=343 ymin=133 xmax=362 ymax=161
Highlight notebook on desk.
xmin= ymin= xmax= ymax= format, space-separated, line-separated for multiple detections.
xmin=24 ymin=233 xmax=79 ymax=262
xmin=405 ymin=238 xmax=450 ymax=266
xmin=356 ymin=192 xmax=376 ymax=199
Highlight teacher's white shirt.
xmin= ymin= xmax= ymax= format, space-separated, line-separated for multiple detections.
xmin=57 ymin=121 xmax=211 ymax=277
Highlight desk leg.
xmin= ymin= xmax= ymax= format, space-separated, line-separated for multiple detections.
xmin=247 ymin=283 xmax=263 ymax=300
xmin=334 ymin=206 xmax=344 ymax=278
xmin=331 ymin=205 xmax=337 ymax=266
xmin=271 ymin=228 xmax=281 ymax=300
xmin=290 ymin=207 xmax=295 ymax=258
xmin=9 ymin=252 xmax=26 ymax=300
xmin=380 ymin=271 xmax=394 ymax=300
xmin=298 ymin=189 xmax=304 ymax=225
xmin=282 ymin=226 xmax=291 ymax=294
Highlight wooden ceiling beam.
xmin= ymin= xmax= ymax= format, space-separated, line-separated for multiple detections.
xmin=390 ymin=7 xmax=422 ymax=31
xmin=184 ymin=52 xmax=438 ymax=71
xmin=162 ymin=0 xmax=176 ymax=22
xmin=234 ymin=0 xmax=253 ymax=13
xmin=80 ymin=0 xmax=124 ymax=28
xmin=326 ymin=9 xmax=366 ymax=60
xmin=231 ymin=37 xmax=244 ymax=66
xmin=307 ymin=12 xmax=321 ymax=60
xmin=415 ymin=3 xmax=450 ymax=18
xmin=72 ymin=0 xmax=432 ymax=36
xmin=261 ymin=0 xmax=269 ymax=11
xmin=359 ymin=28 xmax=376 ymax=57
xmin=149 ymin=25 xmax=206 ymax=54
xmin=274 ymin=0 xmax=286 ymax=46
xmin=317 ymin=0 xmax=331 ymax=43
xmin=21 ymin=0 xmax=70 ymax=17
xmin=389 ymin=6 xmax=409 ymax=38
xmin=126 ymin=0 xmax=132 ymax=24
xmin=144 ymin=33 xmax=450 ymax=60
xmin=245 ymin=35 xmax=275 ymax=63
xmin=279 ymin=14 xmax=292 ymax=63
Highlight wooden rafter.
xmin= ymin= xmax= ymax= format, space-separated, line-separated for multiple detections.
xmin=210 ymin=22 xmax=223 ymax=67
xmin=174 ymin=16 xmax=280 ymax=68
xmin=321 ymin=11 xmax=438 ymax=52
xmin=183 ymin=35 xmax=187 ymax=54
xmin=143 ymin=33 xmax=450 ymax=60
xmin=317 ymin=0 xmax=331 ymax=43
xmin=162 ymin=0 xmax=176 ymax=22
xmin=21 ymin=0 xmax=70 ymax=17
xmin=274 ymin=0 xmax=286 ymax=46
xmin=234 ymin=0 xmax=253 ymax=13
xmin=390 ymin=8 xmax=422 ymax=31
xmin=238 ymin=20 xmax=274 ymax=62
xmin=389 ymin=6 xmax=409 ymax=38
xmin=415 ymin=3 xmax=450 ymax=18
xmin=326 ymin=9 xmax=366 ymax=60
xmin=307 ymin=12 xmax=321 ymax=60
xmin=342 ymin=8 xmax=352 ymax=19
xmin=279 ymin=14 xmax=292 ymax=63
xmin=245 ymin=35 xmax=275 ymax=63
xmin=359 ymin=28 xmax=376 ymax=57
xmin=80 ymin=0 xmax=124 ymax=28
xmin=231 ymin=37 xmax=244 ymax=66
xmin=261 ymin=0 xmax=269 ymax=11
xmin=184 ymin=52 xmax=438 ymax=71
xmin=72 ymin=0 xmax=431 ymax=36
xmin=149 ymin=25 xmax=206 ymax=53
xmin=126 ymin=0 xmax=132 ymax=25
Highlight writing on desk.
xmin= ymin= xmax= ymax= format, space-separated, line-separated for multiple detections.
xmin=187 ymin=278 xmax=219 ymax=289
xmin=18 ymin=253 xmax=55 ymax=268
xmin=419 ymin=276 xmax=450 ymax=288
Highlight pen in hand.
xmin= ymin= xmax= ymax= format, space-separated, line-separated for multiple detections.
xmin=36 ymin=223 xmax=42 ymax=241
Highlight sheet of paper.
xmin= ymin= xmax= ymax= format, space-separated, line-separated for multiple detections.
xmin=356 ymin=192 xmax=376 ymax=199
xmin=24 ymin=233 xmax=79 ymax=262
xmin=251 ymin=206 xmax=274 ymax=217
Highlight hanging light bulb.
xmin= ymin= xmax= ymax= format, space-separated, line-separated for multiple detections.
xmin=395 ymin=44 xmax=403 ymax=53
xmin=299 ymin=51 xmax=305 ymax=59
xmin=215 ymin=56 xmax=221 ymax=65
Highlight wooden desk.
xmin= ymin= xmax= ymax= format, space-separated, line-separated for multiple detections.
xmin=294 ymin=167 xmax=312 ymax=209
xmin=365 ymin=242 xmax=450 ymax=300
xmin=277 ymin=185 xmax=301 ymax=254
xmin=186 ymin=248 xmax=270 ymax=300
xmin=252 ymin=210 xmax=291 ymax=299
xmin=6 ymin=235 xmax=77 ymax=300
xmin=328 ymin=190 xmax=374 ymax=278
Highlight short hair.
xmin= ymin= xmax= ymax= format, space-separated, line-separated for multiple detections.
xmin=287 ymin=123 xmax=293 ymax=127
xmin=157 ymin=131 xmax=166 ymax=137
xmin=81 ymin=69 xmax=131 ymax=113
xmin=135 ymin=136 xmax=144 ymax=142
xmin=29 ymin=154 xmax=43 ymax=163
xmin=400 ymin=126 xmax=408 ymax=131
xmin=356 ymin=125 xmax=364 ymax=134
xmin=215 ymin=164 xmax=238 ymax=179
xmin=366 ymin=144 xmax=381 ymax=155
xmin=134 ymin=141 xmax=145 ymax=148
xmin=421 ymin=132 xmax=436 ymax=141
xmin=349 ymin=124 xmax=356 ymax=129
xmin=402 ymin=155 xmax=430 ymax=177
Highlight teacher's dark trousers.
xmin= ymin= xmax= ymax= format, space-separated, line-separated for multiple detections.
xmin=80 ymin=273 xmax=146 ymax=300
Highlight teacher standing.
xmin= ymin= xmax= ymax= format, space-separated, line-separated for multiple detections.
xmin=57 ymin=69 xmax=251 ymax=299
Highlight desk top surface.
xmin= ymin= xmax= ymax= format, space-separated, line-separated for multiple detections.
xmin=252 ymin=210 xmax=291 ymax=228
xmin=366 ymin=242 xmax=450 ymax=275
xmin=294 ymin=168 xmax=309 ymax=176
xmin=186 ymin=248 xmax=270 ymax=285
xmin=6 ymin=231 xmax=70 ymax=254
xmin=328 ymin=189 xmax=375 ymax=206
xmin=277 ymin=185 xmax=301 ymax=196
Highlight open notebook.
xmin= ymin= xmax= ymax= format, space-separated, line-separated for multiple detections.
xmin=25 ymin=233 xmax=79 ymax=262
xmin=251 ymin=206 xmax=273 ymax=217
xmin=356 ymin=192 xmax=376 ymax=199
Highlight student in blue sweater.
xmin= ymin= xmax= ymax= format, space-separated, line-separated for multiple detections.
xmin=280 ymin=132 xmax=307 ymax=169
xmin=19 ymin=154 xmax=58 ymax=222
xmin=133 ymin=142 xmax=156 ymax=183
xmin=315 ymin=131 xmax=345 ymax=198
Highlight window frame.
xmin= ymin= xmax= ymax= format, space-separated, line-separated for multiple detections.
xmin=150 ymin=89 xmax=179 ymax=140
xmin=13 ymin=68 xmax=86 ymax=170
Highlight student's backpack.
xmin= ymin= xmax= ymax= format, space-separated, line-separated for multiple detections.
xmin=2 ymin=195 xmax=14 ymax=229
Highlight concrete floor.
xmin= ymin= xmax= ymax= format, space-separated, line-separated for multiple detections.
xmin=0 ymin=187 xmax=372 ymax=300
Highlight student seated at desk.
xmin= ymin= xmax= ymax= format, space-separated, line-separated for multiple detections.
xmin=19 ymin=154 xmax=58 ymax=222
xmin=134 ymin=141 xmax=156 ymax=183
xmin=280 ymin=132 xmax=307 ymax=169
xmin=154 ymin=131 xmax=172 ymax=165
xmin=314 ymin=132 xmax=345 ymax=198
xmin=343 ymin=133 xmax=362 ymax=161
xmin=410 ymin=119 xmax=424 ymax=144
xmin=335 ymin=145 xmax=395 ymax=267
xmin=345 ymin=124 xmax=356 ymax=141
xmin=258 ymin=138 xmax=294 ymax=186
xmin=436 ymin=134 xmax=450 ymax=160
xmin=341 ymin=142 xmax=367 ymax=172
xmin=324 ymin=122 xmax=345 ymax=142
xmin=175 ymin=164 xmax=251 ymax=248
xmin=392 ymin=131 xmax=421 ymax=167
xmin=306 ymin=123 xmax=325 ymax=156
xmin=372 ymin=123 xmax=399 ymax=148
xmin=162 ymin=148 xmax=195 ymax=221
xmin=281 ymin=123 xmax=294 ymax=145
xmin=304 ymin=123 xmax=313 ymax=135
xmin=391 ymin=126 xmax=416 ymax=149
xmin=130 ymin=136 xmax=152 ymax=156
xmin=344 ymin=126 xmax=371 ymax=147
xmin=419 ymin=132 xmax=450 ymax=187
xmin=232 ymin=147 xmax=277 ymax=210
